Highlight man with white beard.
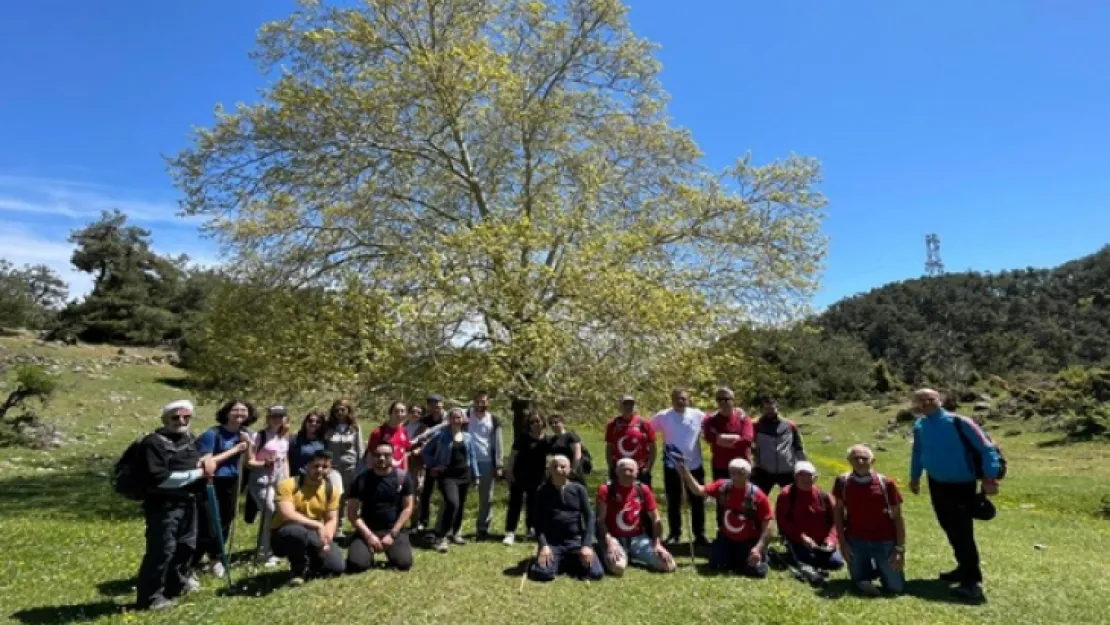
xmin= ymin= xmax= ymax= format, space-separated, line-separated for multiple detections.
xmin=596 ymin=458 xmax=676 ymax=576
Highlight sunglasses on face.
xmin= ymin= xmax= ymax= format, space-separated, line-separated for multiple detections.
xmin=170 ymin=414 xmax=192 ymax=422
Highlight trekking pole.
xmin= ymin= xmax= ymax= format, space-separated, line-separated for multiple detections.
xmin=226 ymin=451 xmax=246 ymax=561
xmin=679 ymin=476 xmax=696 ymax=568
xmin=205 ymin=478 xmax=234 ymax=589
xmin=518 ymin=554 xmax=532 ymax=593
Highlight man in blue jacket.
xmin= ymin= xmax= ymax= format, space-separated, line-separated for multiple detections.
xmin=909 ymin=388 xmax=1001 ymax=602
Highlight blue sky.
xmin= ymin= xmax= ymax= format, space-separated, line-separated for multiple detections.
xmin=2 ymin=1 xmax=1108 ymax=308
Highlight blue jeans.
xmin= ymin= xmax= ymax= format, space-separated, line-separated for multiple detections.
xmin=709 ymin=537 xmax=768 ymax=578
xmin=530 ymin=540 xmax=604 ymax=582
xmin=786 ymin=540 xmax=845 ymax=571
xmin=599 ymin=533 xmax=664 ymax=570
xmin=847 ymin=538 xmax=904 ymax=593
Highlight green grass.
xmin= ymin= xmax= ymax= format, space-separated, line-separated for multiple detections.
xmin=2 ymin=336 xmax=1110 ymax=624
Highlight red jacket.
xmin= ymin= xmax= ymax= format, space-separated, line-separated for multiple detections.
xmin=702 ymin=409 xmax=754 ymax=470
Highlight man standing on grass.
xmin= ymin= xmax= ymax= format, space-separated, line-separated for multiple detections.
xmin=651 ymin=388 xmax=708 ymax=547
xmin=605 ymin=395 xmax=657 ymax=486
xmin=346 ymin=442 xmax=415 ymax=573
xmin=752 ymin=395 xmax=807 ymax=496
xmin=677 ymin=457 xmax=773 ymax=578
xmin=909 ymin=388 xmax=1002 ymax=602
xmin=464 ymin=390 xmax=505 ymax=541
xmin=270 ymin=450 xmax=345 ymax=586
xmin=833 ymin=444 xmax=906 ymax=597
xmin=529 ymin=455 xmax=604 ymax=582
xmin=411 ymin=394 xmax=446 ymax=533
xmin=136 ymin=400 xmax=217 ymax=611
xmin=701 ymin=387 xmax=755 ymax=532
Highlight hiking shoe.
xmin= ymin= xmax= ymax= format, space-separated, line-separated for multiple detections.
xmin=664 ymin=535 xmax=681 ymax=546
xmin=451 ymin=534 xmax=465 ymax=545
xmin=694 ymin=535 xmax=711 ymax=548
xmin=503 ymin=534 xmax=516 ymax=546
xmin=435 ymin=538 xmax=450 ymax=553
xmin=939 ymin=569 xmax=961 ymax=583
xmin=262 ymin=556 xmax=282 ymax=568
xmin=856 ymin=581 xmax=881 ymax=597
xmin=147 ymin=597 xmax=177 ymax=611
xmin=210 ymin=562 xmax=226 ymax=579
xmin=476 ymin=531 xmax=491 ymax=542
xmin=951 ymin=584 xmax=986 ymax=603
xmin=287 ymin=576 xmax=305 ymax=588
xmin=182 ymin=576 xmax=201 ymax=595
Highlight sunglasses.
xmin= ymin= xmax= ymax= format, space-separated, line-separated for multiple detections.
xmin=169 ymin=413 xmax=192 ymax=422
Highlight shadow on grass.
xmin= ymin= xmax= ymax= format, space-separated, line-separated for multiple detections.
xmin=216 ymin=570 xmax=293 ymax=598
xmin=813 ymin=578 xmax=980 ymax=605
xmin=0 ymin=470 xmax=142 ymax=522
xmin=95 ymin=578 xmax=136 ymax=597
xmin=9 ymin=600 xmax=127 ymax=625
xmin=502 ymin=557 xmax=531 ymax=577
xmin=155 ymin=376 xmax=193 ymax=390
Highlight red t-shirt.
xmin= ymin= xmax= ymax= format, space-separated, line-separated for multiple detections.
xmin=605 ymin=415 xmax=657 ymax=471
xmin=703 ymin=479 xmax=772 ymax=543
xmin=368 ymin=423 xmax=411 ymax=471
xmin=702 ymin=410 xmax=755 ymax=470
xmin=832 ymin=473 xmax=902 ymax=542
xmin=775 ymin=485 xmax=838 ymax=546
xmin=597 ymin=482 xmax=659 ymax=538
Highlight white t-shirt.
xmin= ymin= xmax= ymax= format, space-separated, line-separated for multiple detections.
xmin=469 ymin=413 xmax=494 ymax=465
xmin=651 ymin=407 xmax=705 ymax=470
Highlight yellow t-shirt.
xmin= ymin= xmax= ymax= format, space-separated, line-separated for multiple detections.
xmin=271 ymin=477 xmax=341 ymax=530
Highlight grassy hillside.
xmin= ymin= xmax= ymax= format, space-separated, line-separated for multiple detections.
xmin=2 ymin=336 xmax=1109 ymax=625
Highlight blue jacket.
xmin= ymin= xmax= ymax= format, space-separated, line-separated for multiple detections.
xmin=423 ymin=428 xmax=481 ymax=478
xmin=911 ymin=409 xmax=1001 ymax=484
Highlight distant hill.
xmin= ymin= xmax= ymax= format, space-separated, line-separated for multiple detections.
xmin=818 ymin=246 xmax=1110 ymax=384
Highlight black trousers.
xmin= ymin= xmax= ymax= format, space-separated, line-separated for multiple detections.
xmin=137 ymin=498 xmax=197 ymax=608
xmin=929 ymin=478 xmax=982 ymax=585
xmin=436 ymin=478 xmax=471 ymax=537
xmin=663 ymin=466 xmax=706 ymax=539
xmin=193 ymin=476 xmax=238 ymax=566
xmin=751 ymin=468 xmax=793 ymax=497
xmin=271 ymin=524 xmax=344 ymax=578
xmin=505 ymin=480 xmax=541 ymax=535
xmin=711 ymin=467 xmax=729 ymax=534
xmin=418 ymin=473 xmax=439 ymax=528
xmin=346 ymin=531 xmax=413 ymax=572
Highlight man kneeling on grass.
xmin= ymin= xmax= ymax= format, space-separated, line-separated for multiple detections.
xmin=833 ymin=444 xmax=906 ymax=596
xmin=776 ymin=461 xmax=844 ymax=582
xmin=678 ymin=456 xmax=773 ymax=578
xmin=529 ymin=455 xmax=605 ymax=582
xmin=346 ymin=442 xmax=415 ymax=573
xmin=596 ymin=458 xmax=676 ymax=576
xmin=271 ymin=450 xmax=345 ymax=586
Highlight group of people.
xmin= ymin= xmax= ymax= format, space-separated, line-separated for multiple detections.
xmin=128 ymin=386 xmax=1003 ymax=611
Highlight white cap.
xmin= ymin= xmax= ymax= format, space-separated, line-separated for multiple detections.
xmin=794 ymin=461 xmax=818 ymax=475
xmin=727 ymin=458 xmax=752 ymax=473
xmin=161 ymin=399 xmax=194 ymax=417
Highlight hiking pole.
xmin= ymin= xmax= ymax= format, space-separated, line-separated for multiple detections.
xmin=519 ymin=554 xmax=532 ymax=593
xmin=226 ymin=451 xmax=246 ymax=562
xmin=205 ymin=479 xmax=234 ymax=589
xmin=678 ymin=474 xmax=696 ymax=568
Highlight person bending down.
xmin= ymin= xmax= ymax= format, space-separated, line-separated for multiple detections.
xmin=529 ymin=456 xmax=604 ymax=582
xmin=270 ymin=450 xmax=345 ymax=585
xmin=677 ymin=456 xmax=773 ymax=578
xmin=346 ymin=442 xmax=415 ymax=573
xmin=596 ymin=458 xmax=676 ymax=576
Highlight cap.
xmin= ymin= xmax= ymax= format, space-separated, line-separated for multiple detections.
xmin=620 ymin=395 xmax=636 ymax=403
xmin=267 ymin=405 xmax=287 ymax=417
xmin=794 ymin=461 xmax=818 ymax=475
xmin=427 ymin=394 xmax=443 ymax=403
xmin=161 ymin=399 xmax=194 ymax=416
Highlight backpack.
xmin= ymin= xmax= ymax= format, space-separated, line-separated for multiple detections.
xmin=296 ymin=473 xmax=335 ymax=508
xmin=579 ymin=441 xmax=594 ymax=475
xmin=785 ymin=485 xmax=834 ymax=528
xmin=953 ymin=416 xmax=1008 ymax=480
xmin=716 ymin=480 xmax=760 ymax=525
xmin=605 ymin=481 xmax=655 ymax=538
xmin=112 ymin=432 xmax=194 ymax=501
xmin=837 ymin=472 xmax=894 ymax=526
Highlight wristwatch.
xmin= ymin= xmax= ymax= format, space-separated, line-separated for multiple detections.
xmin=894 ymin=545 xmax=905 ymax=553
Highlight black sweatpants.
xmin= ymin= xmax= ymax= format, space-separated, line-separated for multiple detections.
xmin=751 ymin=468 xmax=793 ymax=498
xmin=137 ymin=498 xmax=197 ymax=608
xmin=505 ymin=481 xmax=541 ymax=535
xmin=271 ymin=524 xmax=344 ymax=579
xmin=663 ymin=465 xmax=706 ymax=540
xmin=346 ymin=531 xmax=414 ymax=572
xmin=436 ymin=478 xmax=471 ymax=537
xmin=929 ymin=478 xmax=982 ymax=585
xmin=418 ymin=474 xmax=439 ymax=529
xmin=193 ymin=475 xmax=238 ymax=567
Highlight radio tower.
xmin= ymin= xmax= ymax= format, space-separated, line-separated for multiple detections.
xmin=925 ymin=233 xmax=944 ymax=277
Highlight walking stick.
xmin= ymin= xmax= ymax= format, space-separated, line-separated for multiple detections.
xmin=519 ymin=554 xmax=532 ymax=593
xmin=205 ymin=479 xmax=234 ymax=589
xmin=678 ymin=474 xmax=696 ymax=567
xmin=226 ymin=452 xmax=246 ymax=560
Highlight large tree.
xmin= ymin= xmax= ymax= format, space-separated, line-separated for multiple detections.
xmin=171 ymin=0 xmax=826 ymax=410
xmin=0 ymin=261 xmax=68 ymax=330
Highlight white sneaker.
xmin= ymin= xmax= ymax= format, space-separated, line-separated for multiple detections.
xmin=435 ymin=538 xmax=450 ymax=553
xmin=211 ymin=562 xmax=226 ymax=578
xmin=263 ymin=556 xmax=282 ymax=568
xmin=502 ymin=534 xmax=516 ymax=546
xmin=183 ymin=576 xmax=201 ymax=595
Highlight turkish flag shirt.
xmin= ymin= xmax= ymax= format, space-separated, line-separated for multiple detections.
xmin=605 ymin=415 xmax=657 ymax=471
xmin=597 ymin=482 xmax=659 ymax=538
xmin=368 ymin=423 xmax=411 ymax=471
xmin=704 ymin=479 xmax=773 ymax=543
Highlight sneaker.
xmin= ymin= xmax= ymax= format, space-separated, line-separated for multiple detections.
xmin=856 ymin=581 xmax=881 ymax=597
xmin=476 ymin=531 xmax=490 ymax=542
xmin=210 ymin=561 xmax=226 ymax=579
xmin=663 ymin=535 xmax=681 ymax=546
xmin=451 ymin=534 xmax=466 ymax=545
xmin=415 ymin=524 xmax=425 ymax=533
xmin=435 ymin=538 xmax=450 ymax=553
xmin=287 ymin=576 xmax=305 ymax=588
xmin=694 ymin=535 xmax=710 ymax=548
xmin=502 ymin=534 xmax=516 ymax=546
xmin=182 ymin=575 xmax=201 ymax=595
xmin=951 ymin=584 xmax=986 ymax=603
xmin=526 ymin=527 xmax=536 ymax=540
xmin=263 ymin=556 xmax=282 ymax=569
xmin=939 ymin=569 xmax=961 ymax=583
xmin=148 ymin=597 xmax=177 ymax=611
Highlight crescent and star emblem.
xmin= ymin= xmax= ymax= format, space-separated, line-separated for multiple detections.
xmin=614 ymin=497 xmax=642 ymax=533
xmin=616 ymin=434 xmax=637 ymax=457
xmin=722 ymin=509 xmax=746 ymax=535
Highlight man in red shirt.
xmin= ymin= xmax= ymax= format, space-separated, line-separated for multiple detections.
xmin=701 ymin=387 xmax=755 ymax=531
xmin=833 ymin=444 xmax=906 ymax=596
xmin=604 ymin=395 xmax=658 ymax=486
xmin=677 ymin=456 xmax=772 ymax=578
xmin=596 ymin=458 xmax=676 ymax=575
xmin=775 ymin=461 xmax=843 ymax=579
xmin=367 ymin=402 xmax=412 ymax=472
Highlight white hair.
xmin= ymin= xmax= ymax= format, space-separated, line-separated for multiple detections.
xmin=161 ymin=399 xmax=194 ymax=418
xmin=549 ymin=454 xmax=570 ymax=468
xmin=727 ymin=458 xmax=752 ymax=474
xmin=616 ymin=457 xmax=638 ymax=471
xmin=448 ymin=407 xmax=466 ymax=419
xmin=846 ymin=444 xmax=874 ymax=461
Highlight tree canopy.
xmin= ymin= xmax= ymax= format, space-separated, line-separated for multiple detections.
xmin=0 ymin=262 xmax=68 ymax=330
xmin=170 ymin=0 xmax=826 ymax=409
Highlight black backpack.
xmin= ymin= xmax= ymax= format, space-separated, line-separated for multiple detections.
xmin=579 ymin=444 xmax=594 ymax=475
xmin=112 ymin=432 xmax=194 ymax=500
xmin=953 ymin=416 xmax=1009 ymax=480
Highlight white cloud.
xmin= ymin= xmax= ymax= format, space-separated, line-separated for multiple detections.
xmin=0 ymin=173 xmax=198 ymax=224
xmin=0 ymin=224 xmax=92 ymax=300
